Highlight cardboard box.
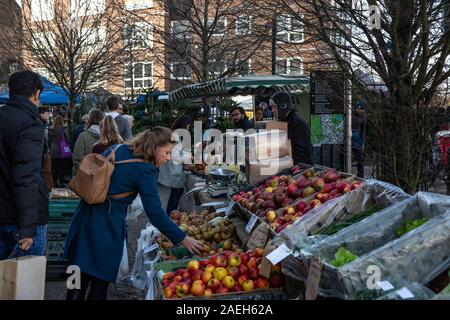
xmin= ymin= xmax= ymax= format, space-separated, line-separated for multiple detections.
xmin=246 ymin=129 xmax=292 ymax=161
xmin=246 ymin=156 xmax=294 ymax=185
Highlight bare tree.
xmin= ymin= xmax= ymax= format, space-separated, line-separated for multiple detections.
xmin=262 ymin=0 xmax=450 ymax=192
xmin=0 ymin=0 xmax=137 ymax=110
xmin=125 ymin=0 xmax=272 ymax=88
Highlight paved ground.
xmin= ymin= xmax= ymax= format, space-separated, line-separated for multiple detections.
xmin=44 ymin=184 xmax=172 ymax=300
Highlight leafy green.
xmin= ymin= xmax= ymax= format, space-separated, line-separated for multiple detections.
xmin=395 ymin=218 xmax=429 ymax=237
xmin=330 ymin=247 xmax=359 ymax=267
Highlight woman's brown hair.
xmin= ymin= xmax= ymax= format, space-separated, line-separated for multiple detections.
xmin=85 ymin=108 xmax=104 ymax=129
xmin=127 ymin=127 xmax=174 ymax=164
xmin=52 ymin=115 xmax=65 ymax=129
xmin=98 ymin=116 xmax=123 ymax=145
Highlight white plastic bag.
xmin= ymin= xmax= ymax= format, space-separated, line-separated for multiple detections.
xmin=130 ymin=224 xmax=161 ymax=295
xmin=127 ymin=195 xmax=145 ymax=221
xmin=116 ymin=241 xmax=129 ymax=282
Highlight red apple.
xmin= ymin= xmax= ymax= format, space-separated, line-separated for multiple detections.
xmin=263 ymin=200 xmax=276 ymax=210
xmin=232 ymin=284 xmax=244 ymax=292
xmin=322 ymin=183 xmax=333 ymax=193
xmin=238 ymin=274 xmax=249 ymax=286
xmin=254 ymin=248 xmax=264 ymax=257
xmin=246 ymin=257 xmax=257 ymax=269
xmin=163 ymin=286 xmax=175 ymax=299
xmin=207 ymin=278 xmax=222 ymax=291
xmin=199 ymin=259 xmax=209 ymax=269
xmin=296 ymin=175 xmax=308 ymax=188
xmin=182 ymin=270 xmax=191 ymax=280
xmin=351 ymin=181 xmax=362 ymax=190
xmin=163 ymin=272 xmax=175 ymax=281
xmin=191 ymin=270 xmax=203 ymax=281
xmin=287 ymin=183 xmax=299 ymax=196
xmin=295 ymin=201 xmax=307 ymax=212
xmin=255 ymin=277 xmax=270 ymax=289
xmin=227 ymin=266 xmax=240 ymax=280
xmin=211 ymin=255 xmax=227 ymax=268
xmin=240 ymin=253 xmax=250 ymax=266
xmin=303 ymin=206 xmax=312 ymax=214
xmin=273 ymin=192 xmax=285 ymax=206
xmin=191 ymin=280 xmax=206 ymax=296
xmin=324 ymin=170 xmax=340 ymax=182
xmin=316 ymin=193 xmax=330 ymax=203
xmin=239 ymin=264 xmax=248 ymax=276
xmin=338 ymin=182 xmax=350 ymax=193
xmin=249 ymin=267 xmax=259 ymax=279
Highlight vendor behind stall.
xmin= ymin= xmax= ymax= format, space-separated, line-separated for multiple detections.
xmin=269 ymin=92 xmax=312 ymax=165
xmin=230 ymin=106 xmax=254 ymax=131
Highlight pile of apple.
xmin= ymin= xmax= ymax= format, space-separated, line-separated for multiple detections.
xmin=232 ymin=168 xmax=363 ymax=233
xmin=268 ymin=180 xmax=363 ymax=233
xmin=161 ymin=248 xmax=284 ymax=298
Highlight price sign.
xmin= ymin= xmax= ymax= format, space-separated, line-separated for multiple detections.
xmin=396 ymin=287 xmax=414 ymax=299
xmin=305 ymin=256 xmax=323 ymax=300
xmin=376 ymin=281 xmax=394 ymax=292
xmin=265 ymin=244 xmax=292 ymax=265
xmin=245 ymin=214 xmax=258 ymax=233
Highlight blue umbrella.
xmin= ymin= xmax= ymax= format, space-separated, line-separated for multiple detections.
xmin=0 ymin=77 xmax=80 ymax=105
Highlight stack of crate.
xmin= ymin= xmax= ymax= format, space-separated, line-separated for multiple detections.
xmin=46 ymin=199 xmax=79 ymax=280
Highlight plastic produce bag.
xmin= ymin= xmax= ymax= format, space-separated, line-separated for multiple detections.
xmin=318 ymin=209 xmax=450 ymax=299
xmin=126 ymin=194 xmax=145 ymax=221
xmin=130 ymin=224 xmax=161 ymax=294
xmin=280 ymin=179 xmax=410 ymax=251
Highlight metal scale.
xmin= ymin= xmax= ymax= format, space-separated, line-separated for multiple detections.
xmin=207 ymin=168 xmax=237 ymax=197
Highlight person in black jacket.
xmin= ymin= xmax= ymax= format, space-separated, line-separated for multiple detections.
xmin=352 ymin=101 xmax=366 ymax=178
xmin=0 ymin=71 xmax=49 ymax=259
xmin=269 ymin=92 xmax=312 ymax=165
xmin=230 ymin=106 xmax=254 ymax=131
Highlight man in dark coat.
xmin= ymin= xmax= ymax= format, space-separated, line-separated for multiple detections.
xmin=352 ymin=101 xmax=366 ymax=177
xmin=230 ymin=106 xmax=254 ymax=131
xmin=0 ymin=71 xmax=49 ymax=259
xmin=270 ymin=92 xmax=312 ymax=165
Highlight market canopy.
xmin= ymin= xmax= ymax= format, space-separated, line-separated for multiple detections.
xmin=169 ymin=75 xmax=310 ymax=102
xmin=0 ymin=77 xmax=79 ymax=105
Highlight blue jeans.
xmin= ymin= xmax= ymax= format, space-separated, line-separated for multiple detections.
xmin=0 ymin=225 xmax=47 ymax=260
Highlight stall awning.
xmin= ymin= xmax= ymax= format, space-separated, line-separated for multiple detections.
xmin=0 ymin=77 xmax=80 ymax=105
xmin=169 ymin=75 xmax=310 ymax=101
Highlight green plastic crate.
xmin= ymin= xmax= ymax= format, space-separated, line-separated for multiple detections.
xmin=49 ymin=199 xmax=80 ymax=219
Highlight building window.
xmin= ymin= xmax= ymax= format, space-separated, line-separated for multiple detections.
xmin=71 ymin=0 xmax=105 ymax=17
xmin=171 ymin=20 xmax=191 ymax=39
xmin=276 ymin=58 xmax=303 ymax=75
xmin=124 ymin=62 xmax=152 ymax=88
xmin=30 ymin=0 xmax=54 ymax=22
xmin=124 ymin=0 xmax=152 ymax=10
xmin=207 ymin=17 xmax=227 ymax=36
xmin=81 ymin=28 xmax=106 ymax=51
xmin=236 ymin=59 xmax=251 ymax=76
xmin=170 ymin=62 xmax=192 ymax=80
xmin=124 ymin=23 xmax=153 ymax=49
xmin=31 ymin=32 xmax=55 ymax=48
xmin=236 ymin=16 xmax=251 ymax=35
xmin=277 ymin=14 xmax=304 ymax=43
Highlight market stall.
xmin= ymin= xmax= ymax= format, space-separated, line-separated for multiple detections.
xmin=131 ymin=162 xmax=450 ymax=300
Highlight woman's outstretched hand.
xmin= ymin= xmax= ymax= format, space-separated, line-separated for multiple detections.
xmin=181 ymin=236 xmax=204 ymax=255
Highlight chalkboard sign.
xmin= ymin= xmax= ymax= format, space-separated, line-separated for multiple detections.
xmin=310 ymin=71 xmax=346 ymax=114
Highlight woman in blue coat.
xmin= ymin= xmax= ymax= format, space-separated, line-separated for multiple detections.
xmin=64 ymin=127 xmax=203 ymax=300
